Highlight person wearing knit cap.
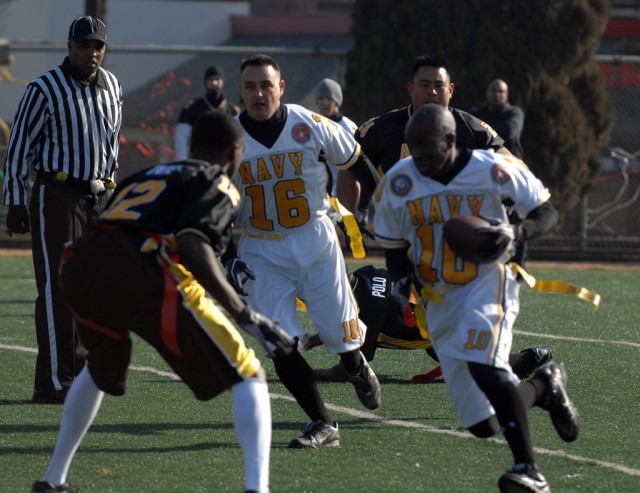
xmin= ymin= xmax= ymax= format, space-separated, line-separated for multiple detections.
xmin=314 ymin=79 xmax=358 ymax=198
xmin=315 ymin=78 xmax=344 ymax=109
xmin=314 ymin=78 xmax=377 ymax=251
xmin=174 ymin=65 xmax=240 ymax=160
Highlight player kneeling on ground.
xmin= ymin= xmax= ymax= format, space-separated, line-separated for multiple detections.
xmin=373 ymin=104 xmax=579 ymax=493
xmin=30 ymin=112 xmax=295 ymax=493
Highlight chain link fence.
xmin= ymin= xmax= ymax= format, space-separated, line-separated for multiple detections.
xmin=1 ymin=46 xmax=639 ymax=260
xmin=531 ymin=55 xmax=640 ymax=261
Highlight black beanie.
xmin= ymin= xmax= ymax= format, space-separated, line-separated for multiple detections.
xmin=205 ymin=66 xmax=224 ymax=79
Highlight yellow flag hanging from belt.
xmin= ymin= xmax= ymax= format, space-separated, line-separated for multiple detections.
xmin=510 ymin=263 xmax=601 ymax=312
xmin=331 ymin=196 xmax=366 ymax=259
xmin=413 ymin=264 xmax=602 ymax=340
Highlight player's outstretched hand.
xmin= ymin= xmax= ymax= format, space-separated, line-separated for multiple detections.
xmin=238 ymin=306 xmax=296 ymax=358
xmin=225 ymin=258 xmax=256 ymax=296
xmin=476 ymin=217 xmax=516 ymax=262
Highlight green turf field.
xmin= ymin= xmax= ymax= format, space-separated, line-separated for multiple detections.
xmin=1 ymin=255 xmax=639 ymax=492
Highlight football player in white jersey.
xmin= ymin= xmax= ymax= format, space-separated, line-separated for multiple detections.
xmin=373 ymin=104 xmax=579 ymax=493
xmin=230 ymin=54 xmax=381 ymax=449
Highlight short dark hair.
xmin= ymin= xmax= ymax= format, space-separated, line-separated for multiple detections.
xmin=411 ymin=54 xmax=451 ymax=81
xmin=240 ymin=54 xmax=281 ymax=74
xmin=190 ymin=111 xmax=243 ymax=155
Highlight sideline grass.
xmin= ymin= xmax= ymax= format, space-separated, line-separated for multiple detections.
xmin=1 ymin=255 xmax=639 ymax=492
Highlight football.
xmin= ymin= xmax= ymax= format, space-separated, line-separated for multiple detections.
xmin=443 ymin=215 xmax=496 ymax=263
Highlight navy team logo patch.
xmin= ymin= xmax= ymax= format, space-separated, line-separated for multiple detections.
xmin=292 ymin=123 xmax=311 ymax=143
xmin=390 ymin=173 xmax=412 ymax=197
xmin=492 ymin=164 xmax=510 ymax=184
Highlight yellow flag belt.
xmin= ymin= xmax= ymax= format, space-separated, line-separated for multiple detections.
xmin=331 ymin=196 xmax=366 ymax=259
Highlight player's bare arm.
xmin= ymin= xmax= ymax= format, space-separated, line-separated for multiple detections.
xmin=336 ymin=153 xmax=379 ymax=213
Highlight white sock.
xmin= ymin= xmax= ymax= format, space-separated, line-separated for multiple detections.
xmin=231 ymin=378 xmax=271 ymax=493
xmin=43 ymin=367 xmax=104 ymax=485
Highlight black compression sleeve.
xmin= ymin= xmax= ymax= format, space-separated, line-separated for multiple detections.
xmin=385 ymin=248 xmax=413 ymax=283
xmin=517 ymin=200 xmax=559 ymax=242
xmin=220 ymin=236 xmax=238 ymax=264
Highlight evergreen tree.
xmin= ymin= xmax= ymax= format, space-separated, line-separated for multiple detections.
xmin=345 ymin=0 xmax=613 ymax=219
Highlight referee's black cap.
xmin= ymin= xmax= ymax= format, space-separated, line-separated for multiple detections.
xmin=68 ymin=16 xmax=108 ymax=46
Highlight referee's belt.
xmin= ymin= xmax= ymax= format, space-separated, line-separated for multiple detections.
xmin=38 ymin=171 xmax=116 ymax=193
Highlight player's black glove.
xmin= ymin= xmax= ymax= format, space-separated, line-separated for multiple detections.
xmin=386 ymin=275 xmax=413 ymax=328
xmin=5 ymin=205 xmax=30 ymax=236
xmin=225 ymin=258 xmax=256 ymax=296
xmin=237 ymin=305 xmax=296 ymax=358
xmin=475 ymin=217 xmax=516 ymax=263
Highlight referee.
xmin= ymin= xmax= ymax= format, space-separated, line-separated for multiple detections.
xmin=2 ymin=16 xmax=123 ymax=404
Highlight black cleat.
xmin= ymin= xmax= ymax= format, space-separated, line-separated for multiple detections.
xmin=342 ymin=354 xmax=381 ymax=410
xmin=534 ymin=361 xmax=580 ymax=442
xmin=31 ymin=481 xmax=75 ymax=493
xmin=499 ymin=463 xmax=550 ymax=493
xmin=288 ymin=420 xmax=340 ymax=449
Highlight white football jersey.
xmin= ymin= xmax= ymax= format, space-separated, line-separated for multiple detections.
xmin=326 ymin=114 xmax=358 ymax=195
xmin=338 ymin=114 xmax=358 ymax=135
xmin=374 ymin=149 xmax=551 ymax=287
xmin=234 ymin=104 xmax=360 ymax=234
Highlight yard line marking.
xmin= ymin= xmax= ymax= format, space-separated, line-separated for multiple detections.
xmin=131 ymin=365 xmax=181 ymax=380
xmin=3 ymin=331 xmax=639 ymax=355
xmin=515 ymin=330 xmax=640 ymax=348
xmin=4 ymin=344 xmax=640 ymax=478
xmin=0 ymin=343 xmax=36 ymax=352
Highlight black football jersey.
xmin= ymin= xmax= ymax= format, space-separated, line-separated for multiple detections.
xmin=355 ymin=105 xmax=505 ymax=174
xmin=99 ymin=160 xmax=240 ymax=255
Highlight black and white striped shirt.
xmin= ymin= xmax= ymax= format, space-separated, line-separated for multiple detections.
xmin=3 ymin=57 xmax=123 ymax=205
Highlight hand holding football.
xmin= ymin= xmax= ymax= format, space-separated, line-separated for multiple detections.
xmin=443 ymin=216 xmax=514 ymax=263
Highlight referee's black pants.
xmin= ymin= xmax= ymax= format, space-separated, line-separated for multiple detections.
xmin=29 ymin=175 xmax=112 ymax=395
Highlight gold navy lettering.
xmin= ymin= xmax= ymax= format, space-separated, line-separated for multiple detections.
xmin=238 ymin=151 xmax=305 ymax=185
xmin=405 ymin=195 xmax=486 ymax=224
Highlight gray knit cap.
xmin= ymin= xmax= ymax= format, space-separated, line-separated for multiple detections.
xmin=315 ymin=78 xmax=343 ymax=106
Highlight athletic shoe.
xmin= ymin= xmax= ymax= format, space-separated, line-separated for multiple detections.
xmin=532 ymin=345 xmax=553 ymax=365
xmin=313 ymin=363 xmax=349 ymax=382
xmin=534 ymin=361 xmax=580 ymax=442
xmin=512 ymin=346 xmax=553 ymax=378
xmin=31 ymin=481 xmax=75 ymax=493
xmin=498 ymin=463 xmax=550 ymax=493
xmin=32 ymin=388 xmax=68 ymax=405
xmin=288 ymin=420 xmax=340 ymax=448
xmin=342 ymin=354 xmax=381 ymax=410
